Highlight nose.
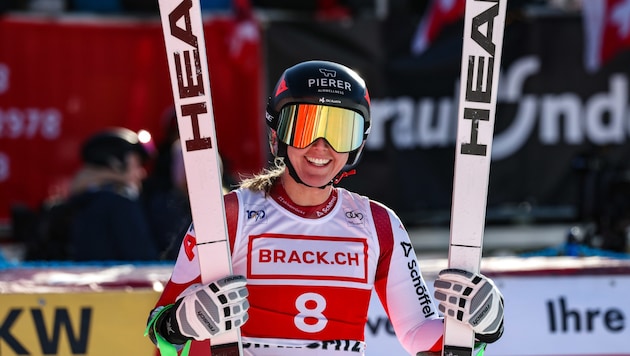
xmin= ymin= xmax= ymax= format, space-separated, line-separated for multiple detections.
xmin=311 ymin=138 xmax=331 ymax=148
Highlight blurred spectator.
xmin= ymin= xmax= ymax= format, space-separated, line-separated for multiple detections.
xmin=142 ymin=109 xmax=192 ymax=260
xmin=142 ymin=108 xmax=234 ymax=260
xmin=65 ymin=127 xmax=161 ymax=261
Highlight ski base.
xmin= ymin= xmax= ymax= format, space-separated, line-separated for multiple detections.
xmin=443 ymin=345 xmax=473 ymax=356
xmin=211 ymin=342 xmax=241 ymax=356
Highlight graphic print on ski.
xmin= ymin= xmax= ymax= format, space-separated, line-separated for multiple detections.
xmin=443 ymin=1 xmax=507 ymax=356
xmin=156 ymin=0 xmax=243 ymax=355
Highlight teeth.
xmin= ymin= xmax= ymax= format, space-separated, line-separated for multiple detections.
xmin=306 ymin=157 xmax=330 ymax=166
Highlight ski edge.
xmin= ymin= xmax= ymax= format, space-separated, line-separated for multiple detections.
xmin=442 ymin=0 xmax=508 ymax=355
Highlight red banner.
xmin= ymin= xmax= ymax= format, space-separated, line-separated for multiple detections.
xmin=0 ymin=15 xmax=265 ymax=224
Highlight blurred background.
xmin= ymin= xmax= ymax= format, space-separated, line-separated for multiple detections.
xmin=3 ymin=0 xmax=630 ymax=257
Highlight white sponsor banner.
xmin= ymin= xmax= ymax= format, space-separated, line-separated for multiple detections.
xmin=364 ymin=275 xmax=630 ymax=355
xmin=249 ymin=235 xmax=368 ymax=282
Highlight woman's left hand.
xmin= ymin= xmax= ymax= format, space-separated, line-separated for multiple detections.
xmin=433 ymin=268 xmax=504 ymax=343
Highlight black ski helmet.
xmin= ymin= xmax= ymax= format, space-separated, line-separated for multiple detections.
xmin=81 ymin=127 xmax=150 ymax=171
xmin=266 ymin=60 xmax=371 ymax=174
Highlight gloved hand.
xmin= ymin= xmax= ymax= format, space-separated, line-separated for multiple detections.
xmin=433 ymin=269 xmax=504 ymax=343
xmin=156 ymin=275 xmax=249 ymax=344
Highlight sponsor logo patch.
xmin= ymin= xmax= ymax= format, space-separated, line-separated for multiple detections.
xmin=245 ymin=205 xmax=267 ymax=224
xmin=248 ymin=234 xmax=368 ymax=283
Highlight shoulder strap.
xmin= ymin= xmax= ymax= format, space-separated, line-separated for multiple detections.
xmin=224 ymin=191 xmax=239 ymax=255
xmin=370 ymin=201 xmax=394 ymax=307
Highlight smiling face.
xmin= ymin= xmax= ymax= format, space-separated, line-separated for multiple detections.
xmin=285 ymin=138 xmax=349 ymax=188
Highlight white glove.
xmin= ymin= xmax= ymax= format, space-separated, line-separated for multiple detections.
xmin=174 ymin=275 xmax=249 ymax=341
xmin=433 ymin=269 xmax=504 ymax=339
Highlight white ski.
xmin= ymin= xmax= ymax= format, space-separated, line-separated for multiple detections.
xmin=156 ymin=0 xmax=242 ymax=355
xmin=443 ymin=0 xmax=507 ymax=355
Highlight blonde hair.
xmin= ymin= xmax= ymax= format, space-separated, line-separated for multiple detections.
xmin=238 ymin=157 xmax=285 ymax=194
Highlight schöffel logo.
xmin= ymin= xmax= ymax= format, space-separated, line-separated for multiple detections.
xmin=319 ymin=68 xmax=336 ymax=77
xmin=402 ymin=241 xmax=436 ymax=318
xmin=400 ymin=241 xmax=414 ymax=257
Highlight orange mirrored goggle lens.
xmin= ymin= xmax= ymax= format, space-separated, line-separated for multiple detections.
xmin=276 ymin=104 xmax=365 ymax=153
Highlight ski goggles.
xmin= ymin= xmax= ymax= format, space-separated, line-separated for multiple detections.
xmin=276 ymin=104 xmax=365 ymax=153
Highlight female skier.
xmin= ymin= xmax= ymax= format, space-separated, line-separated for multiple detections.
xmin=146 ymin=60 xmax=504 ymax=356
